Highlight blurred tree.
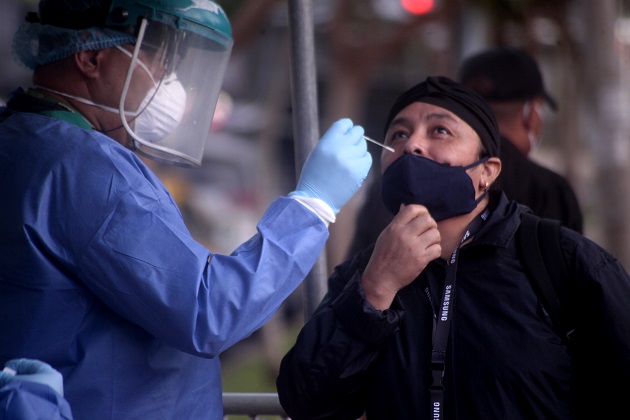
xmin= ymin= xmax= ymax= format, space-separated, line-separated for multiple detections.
xmin=577 ymin=0 xmax=630 ymax=266
xmin=321 ymin=0 xmax=449 ymax=272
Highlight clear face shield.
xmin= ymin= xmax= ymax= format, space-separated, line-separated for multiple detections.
xmin=118 ymin=17 xmax=232 ymax=167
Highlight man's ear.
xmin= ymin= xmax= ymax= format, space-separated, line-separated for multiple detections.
xmin=482 ymin=157 xmax=502 ymax=187
xmin=74 ymin=50 xmax=103 ymax=78
xmin=522 ymin=98 xmax=544 ymax=131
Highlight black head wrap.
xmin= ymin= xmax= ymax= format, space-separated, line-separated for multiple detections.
xmin=383 ymin=76 xmax=500 ymax=157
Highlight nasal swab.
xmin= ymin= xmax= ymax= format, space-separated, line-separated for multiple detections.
xmin=363 ymin=135 xmax=394 ymax=153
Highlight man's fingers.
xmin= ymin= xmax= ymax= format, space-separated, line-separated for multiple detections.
xmin=392 ymin=204 xmax=437 ymax=235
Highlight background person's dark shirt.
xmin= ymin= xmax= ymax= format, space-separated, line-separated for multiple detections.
xmin=495 ymin=136 xmax=583 ymax=233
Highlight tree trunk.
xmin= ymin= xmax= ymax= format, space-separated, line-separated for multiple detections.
xmin=578 ymin=0 xmax=630 ymax=267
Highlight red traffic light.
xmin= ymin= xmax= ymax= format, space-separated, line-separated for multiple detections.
xmin=401 ymin=0 xmax=434 ymax=15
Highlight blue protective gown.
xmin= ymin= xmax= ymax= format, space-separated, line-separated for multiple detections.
xmin=0 ymin=108 xmax=328 ymax=419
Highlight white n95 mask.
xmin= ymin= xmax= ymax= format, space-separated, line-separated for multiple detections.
xmin=114 ymin=45 xmax=187 ymax=143
xmin=134 ymin=73 xmax=187 ymax=143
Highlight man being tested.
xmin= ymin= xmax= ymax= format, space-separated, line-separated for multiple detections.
xmin=277 ymin=76 xmax=630 ymax=419
xmin=346 ymin=47 xmax=583 ymax=261
xmin=0 ymin=0 xmax=372 ymax=418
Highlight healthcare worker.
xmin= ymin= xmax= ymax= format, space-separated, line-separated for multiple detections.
xmin=0 ymin=0 xmax=372 ymax=418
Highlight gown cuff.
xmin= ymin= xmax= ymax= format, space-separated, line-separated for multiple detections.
xmin=287 ymin=195 xmax=335 ymax=226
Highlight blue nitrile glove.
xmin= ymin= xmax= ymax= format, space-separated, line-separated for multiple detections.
xmin=1 ymin=359 xmax=64 ymax=397
xmin=290 ymin=118 xmax=372 ymax=214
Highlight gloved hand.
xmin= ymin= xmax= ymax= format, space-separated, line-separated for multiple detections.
xmin=290 ymin=118 xmax=372 ymax=214
xmin=0 ymin=359 xmax=64 ymax=397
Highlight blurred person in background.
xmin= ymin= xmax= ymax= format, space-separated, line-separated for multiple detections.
xmin=459 ymin=46 xmax=583 ymax=233
xmin=346 ymin=47 xmax=583 ymax=260
xmin=0 ymin=0 xmax=372 ymax=418
xmin=0 ymin=0 xmax=32 ymax=103
xmin=277 ymin=76 xmax=630 ymax=419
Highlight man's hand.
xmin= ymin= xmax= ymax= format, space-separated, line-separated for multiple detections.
xmin=361 ymin=204 xmax=441 ymax=310
xmin=290 ymin=118 xmax=372 ymax=215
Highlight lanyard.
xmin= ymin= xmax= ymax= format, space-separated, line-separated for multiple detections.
xmin=427 ymin=208 xmax=489 ymax=420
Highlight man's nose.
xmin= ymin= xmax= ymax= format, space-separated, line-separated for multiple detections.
xmin=404 ymin=134 xmax=428 ymax=156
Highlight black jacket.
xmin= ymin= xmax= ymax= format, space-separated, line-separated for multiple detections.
xmin=277 ymin=193 xmax=630 ymax=419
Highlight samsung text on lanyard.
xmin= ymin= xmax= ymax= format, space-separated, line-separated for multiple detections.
xmin=428 ymin=208 xmax=489 ymax=420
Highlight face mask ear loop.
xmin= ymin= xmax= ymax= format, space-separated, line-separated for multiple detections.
xmin=119 ymin=18 xmax=149 ymax=148
xmin=522 ymin=100 xmax=532 ymax=126
xmin=115 ymin=44 xmax=164 ymax=125
xmin=464 ymin=156 xmax=491 ymax=203
xmin=523 ymin=100 xmax=545 ymax=154
xmin=115 ymin=45 xmax=158 ymax=87
xmin=463 ymin=156 xmax=490 ymax=170
xmin=474 ymin=189 xmax=488 ymax=204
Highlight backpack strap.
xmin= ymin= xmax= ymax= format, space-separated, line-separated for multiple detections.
xmin=517 ymin=212 xmax=574 ymax=342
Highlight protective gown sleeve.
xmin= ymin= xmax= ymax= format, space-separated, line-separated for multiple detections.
xmin=77 ymin=191 xmax=329 ymax=357
xmin=8 ymin=116 xmax=331 ymax=358
xmin=276 ymin=252 xmax=404 ymax=420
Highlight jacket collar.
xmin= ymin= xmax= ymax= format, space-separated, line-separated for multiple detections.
xmin=471 ymin=190 xmax=527 ymax=249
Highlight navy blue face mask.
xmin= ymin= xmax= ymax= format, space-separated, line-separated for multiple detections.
xmin=381 ymin=154 xmax=488 ymax=221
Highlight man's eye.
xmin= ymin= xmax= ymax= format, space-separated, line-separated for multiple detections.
xmin=434 ymin=126 xmax=450 ymax=135
xmin=391 ymin=131 xmax=409 ymax=140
